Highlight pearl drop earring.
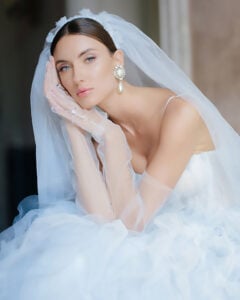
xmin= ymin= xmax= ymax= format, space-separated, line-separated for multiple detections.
xmin=113 ymin=65 xmax=126 ymax=94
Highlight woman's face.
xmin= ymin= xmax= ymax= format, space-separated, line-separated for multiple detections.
xmin=53 ymin=34 xmax=122 ymax=109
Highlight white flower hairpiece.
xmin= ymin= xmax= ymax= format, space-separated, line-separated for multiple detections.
xmin=45 ymin=9 xmax=121 ymax=49
xmin=46 ymin=16 xmax=68 ymax=44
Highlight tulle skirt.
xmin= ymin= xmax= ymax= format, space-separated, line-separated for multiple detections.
xmin=0 ymin=194 xmax=240 ymax=300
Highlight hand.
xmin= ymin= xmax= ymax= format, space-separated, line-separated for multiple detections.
xmin=44 ymin=56 xmax=109 ymax=141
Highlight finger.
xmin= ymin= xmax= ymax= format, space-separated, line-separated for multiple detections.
xmin=51 ymin=103 xmax=88 ymax=130
xmin=50 ymin=57 xmax=61 ymax=84
xmin=44 ymin=61 xmax=63 ymax=100
xmin=47 ymin=90 xmax=78 ymax=117
xmin=49 ymin=95 xmax=86 ymax=125
xmin=45 ymin=57 xmax=58 ymax=84
xmin=44 ymin=61 xmax=56 ymax=94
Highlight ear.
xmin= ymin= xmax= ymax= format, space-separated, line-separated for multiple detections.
xmin=113 ymin=49 xmax=124 ymax=66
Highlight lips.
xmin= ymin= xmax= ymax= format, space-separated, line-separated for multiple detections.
xmin=76 ymin=88 xmax=93 ymax=97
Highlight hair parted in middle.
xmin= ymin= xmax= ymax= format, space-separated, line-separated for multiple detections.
xmin=50 ymin=18 xmax=117 ymax=55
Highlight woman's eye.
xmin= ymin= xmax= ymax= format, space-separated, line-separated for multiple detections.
xmin=58 ymin=65 xmax=70 ymax=73
xmin=85 ymin=56 xmax=96 ymax=63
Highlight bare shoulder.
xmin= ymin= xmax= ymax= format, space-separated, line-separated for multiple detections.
xmin=139 ymin=87 xmax=176 ymax=112
xmin=156 ymin=96 xmax=201 ymax=156
xmin=163 ymin=96 xmax=200 ymax=127
xmin=149 ymin=87 xmax=198 ymax=115
xmin=138 ymin=86 xmax=201 ymax=130
xmin=145 ymin=94 xmax=202 ymax=187
xmin=141 ymin=86 xmax=200 ymax=126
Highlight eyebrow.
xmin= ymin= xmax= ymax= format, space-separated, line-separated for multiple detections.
xmin=55 ymin=48 xmax=96 ymax=65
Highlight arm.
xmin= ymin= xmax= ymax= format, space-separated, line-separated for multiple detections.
xmin=49 ymin=87 xmax=199 ymax=230
xmin=97 ymin=99 xmax=201 ymax=229
xmin=44 ymin=57 xmax=114 ymax=221
xmin=97 ymin=123 xmax=142 ymax=228
xmin=65 ymin=122 xmax=115 ymax=221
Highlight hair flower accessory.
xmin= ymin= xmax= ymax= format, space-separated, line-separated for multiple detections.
xmin=55 ymin=16 xmax=68 ymax=27
xmin=44 ymin=9 xmax=121 ymax=48
xmin=46 ymin=16 xmax=68 ymax=44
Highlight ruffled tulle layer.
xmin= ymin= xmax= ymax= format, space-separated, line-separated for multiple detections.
xmin=0 ymin=196 xmax=240 ymax=300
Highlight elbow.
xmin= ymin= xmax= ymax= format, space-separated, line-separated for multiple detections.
xmin=124 ymin=219 xmax=146 ymax=232
xmin=118 ymin=212 xmax=147 ymax=232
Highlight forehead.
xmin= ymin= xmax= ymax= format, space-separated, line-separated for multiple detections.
xmin=54 ymin=34 xmax=107 ymax=57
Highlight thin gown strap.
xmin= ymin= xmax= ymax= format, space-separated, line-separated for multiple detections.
xmin=163 ymin=94 xmax=183 ymax=111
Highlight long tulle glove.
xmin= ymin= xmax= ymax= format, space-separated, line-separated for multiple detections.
xmin=97 ymin=123 xmax=172 ymax=231
xmin=116 ymin=171 xmax=172 ymax=231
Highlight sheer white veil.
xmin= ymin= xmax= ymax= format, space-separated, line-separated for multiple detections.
xmin=31 ymin=9 xmax=240 ymax=209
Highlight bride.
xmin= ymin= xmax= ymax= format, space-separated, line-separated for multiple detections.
xmin=0 ymin=9 xmax=240 ymax=300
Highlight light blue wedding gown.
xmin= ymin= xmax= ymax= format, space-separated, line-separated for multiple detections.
xmin=0 ymin=150 xmax=239 ymax=300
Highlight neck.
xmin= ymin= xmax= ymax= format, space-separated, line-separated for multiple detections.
xmin=98 ymin=83 xmax=143 ymax=134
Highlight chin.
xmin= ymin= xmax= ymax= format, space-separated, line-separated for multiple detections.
xmin=76 ymin=100 xmax=96 ymax=110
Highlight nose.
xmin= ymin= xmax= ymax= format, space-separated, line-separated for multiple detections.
xmin=72 ymin=64 xmax=85 ymax=85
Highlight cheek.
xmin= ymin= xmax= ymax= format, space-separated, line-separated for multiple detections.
xmin=94 ymin=63 xmax=114 ymax=85
xmin=94 ymin=57 xmax=114 ymax=79
xmin=95 ymin=72 xmax=115 ymax=94
xmin=59 ymin=74 xmax=73 ymax=91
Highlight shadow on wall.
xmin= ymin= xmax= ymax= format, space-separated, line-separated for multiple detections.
xmin=0 ymin=0 xmax=65 ymax=231
xmin=6 ymin=147 xmax=37 ymax=226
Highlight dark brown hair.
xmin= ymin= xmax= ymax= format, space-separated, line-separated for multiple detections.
xmin=50 ymin=18 xmax=117 ymax=55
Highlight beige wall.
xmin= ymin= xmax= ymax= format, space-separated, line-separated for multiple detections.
xmin=191 ymin=0 xmax=240 ymax=132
